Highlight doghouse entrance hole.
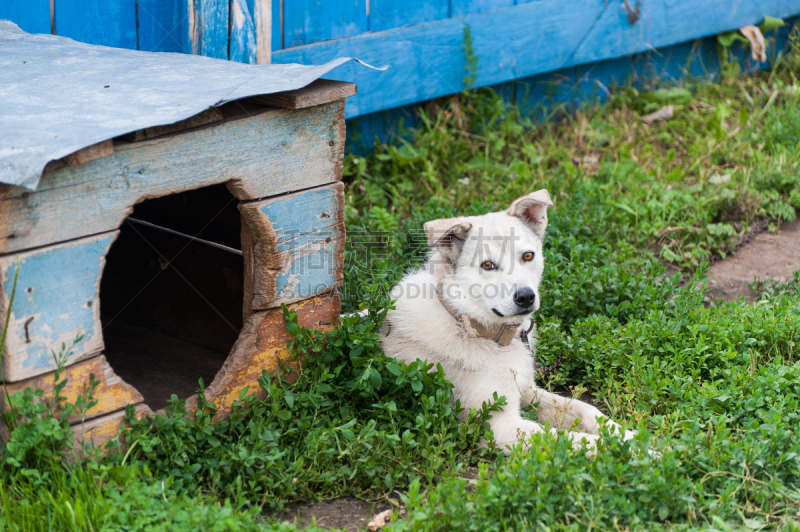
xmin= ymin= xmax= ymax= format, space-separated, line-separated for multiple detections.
xmin=100 ymin=184 xmax=244 ymax=410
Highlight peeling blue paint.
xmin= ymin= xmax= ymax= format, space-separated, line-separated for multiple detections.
xmin=3 ymin=234 xmax=115 ymax=372
xmin=258 ymin=186 xmax=342 ymax=300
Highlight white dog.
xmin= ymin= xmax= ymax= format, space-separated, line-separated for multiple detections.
xmin=380 ymin=189 xmax=634 ymax=454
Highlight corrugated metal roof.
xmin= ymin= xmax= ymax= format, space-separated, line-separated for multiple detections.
xmin=0 ymin=21 xmax=378 ymax=190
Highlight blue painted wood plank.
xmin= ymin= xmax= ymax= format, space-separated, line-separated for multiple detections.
xmin=283 ymin=0 xmax=367 ymax=48
xmin=55 ymin=0 xmax=137 ymax=49
xmin=0 ymin=102 xmax=346 ymax=255
xmin=0 ymin=232 xmax=117 ymax=382
xmin=137 ymin=0 xmax=189 ymax=53
xmin=273 ymin=0 xmax=800 ymax=119
xmin=344 ymin=19 xmax=795 ymax=153
xmin=0 ymin=0 xmax=51 ymax=35
xmin=370 ymin=0 xmax=449 ymax=32
xmin=240 ymin=182 xmax=344 ymax=310
xmin=272 ymin=0 xmax=282 ymax=50
xmin=190 ymin=0 xmax=230 ymax=59
xmin=451 ymin=0 xmax=513 ymax=17
xmin=231 ymin=0 xmax=258 ymax=63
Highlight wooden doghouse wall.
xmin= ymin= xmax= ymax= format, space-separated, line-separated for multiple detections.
xmin=0 ymin=81 xmax=354 ymax=450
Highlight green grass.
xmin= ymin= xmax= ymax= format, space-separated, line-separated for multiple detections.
xmin=2 ymin=33 xmax=800 ymax=531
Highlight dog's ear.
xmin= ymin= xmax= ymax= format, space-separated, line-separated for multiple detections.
xmin=424 ymin=217 xmax=473 ymax=261
xmin=507 ymin=189 xmax=554 ymax=235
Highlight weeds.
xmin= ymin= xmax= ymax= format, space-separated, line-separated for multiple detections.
xmin=1 ymin=31 xmax=800 ymax=531
xmin=121 ymin=297 xmax=497 ymax=512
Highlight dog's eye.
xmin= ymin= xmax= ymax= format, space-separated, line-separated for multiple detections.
xmin=481 ymin=260 xmax=496 ymax=271
xmin=522 ymin=251 xmax=535 ymax=262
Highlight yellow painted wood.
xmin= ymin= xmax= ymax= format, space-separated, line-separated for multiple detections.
xmin=186 ymin=292 xmax=340 ymax=420
xmin=71 ymin=403 xmax=152 ymax=453
xmin=0 ymin=354 xmax=144 ymax=424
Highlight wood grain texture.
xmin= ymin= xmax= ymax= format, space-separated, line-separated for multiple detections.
xmin=54 ymin=0 xmax=137 ymax=49
xmin=271 ymin=0 xmax=281 ymax=51
xmin=451 ymin=0 xmax=513 ymax=17
xmin=0 ymin=101 xmax=345 ymax=255
xmin=0 ymin=232 xmax=117 ymax=382
xmin=254 ymin=0 xmax=272 ymax=64
xmin=283 ymin=0 xmax=368 ymax=48
xmin=71 ymin=403 xmax=151 ymax=453
xmin=0 ymin=0 xmax=51 ymax=34
xmin=240 ymin=182 xmax=345 ymax=312
xmin=42 ymin=140 xmax=114 ymax=173
xmin=369 ymin=0 xmax=449 ymax=32
xmin=272 ymin=0 xmax=800 ymax=119
xmin=137 ymin=0 xmax=190 ymax=53
xmin=0 ymin=354 xmax=144 ymax=424
xmin=122 ymin=108 xmax=223 ymax=142
xmin=191 ymin=292 xmax=340 ymax=420
xmin=230 ymin=0 xmax=258 ymax=64
xmin=246 ymin=79 xmax=356 ymax=109
xmin=189 ymin=0 xmax=230 ymax=59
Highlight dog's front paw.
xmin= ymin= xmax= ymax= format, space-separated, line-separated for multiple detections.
xmin=569 ymin=432 xmax=600 ymax=459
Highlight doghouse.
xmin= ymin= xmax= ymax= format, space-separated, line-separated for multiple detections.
xmin=0 ymin=22 xmax=357 ymax=448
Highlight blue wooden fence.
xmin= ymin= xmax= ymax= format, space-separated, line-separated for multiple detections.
xmin=3 ymin=0 xmax=800 ymax=145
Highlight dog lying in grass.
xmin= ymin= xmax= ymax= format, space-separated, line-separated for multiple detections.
xmin=381 ymin=190 xmax=634 ymax=454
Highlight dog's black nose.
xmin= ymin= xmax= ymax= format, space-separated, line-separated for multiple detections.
xmin=513 ymin=287 xmax=536 ymax=308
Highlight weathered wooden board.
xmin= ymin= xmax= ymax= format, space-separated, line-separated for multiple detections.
xmin=247 ymin=79 xmax=355 ymax=109
xmin=283 ymin=0 xmax=367 ymax=48
xmin=270 ymin=0 xmax=281 ymax=50
xmin=71 ymin=403 xmax=151 ymax=453
xmin=369 ymin=0 xmax=449 ymax=32
xmin=273 ymin=0 xmax=800 ymax=119
xmin=254 ymin=0 xmax=272 ymax=64
xmin=122 ymin=108 xmax=223 ymax=142
xmin=230 ymin=0 xmax=257 ymax=64
xmin=240 ymin=182 xmax=345 ymax=312
xmin=0 ymin=101 xmax=345 ymax=255
xmin=137 ymin=0 xmax=190 ymax=53
xmin=0 ymin=232 xmax=117 ymax=382
xmin=55 ymin=0 xmax=137 ymax=50
xmin=42 ymin=140 xmax=114 ymax=173
xmin=0 ymin=354 xmax=143 ymax=424
xmin=189 ymin=0 xmax=230 ymax=59
xmin=451 ymin=0 xmax=514 ymax=17
xmin=191 ymin=292 xmax=340 ymax=420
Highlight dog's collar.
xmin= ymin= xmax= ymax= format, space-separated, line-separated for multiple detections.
xmin=437 ymin=286 xmax=521 ymax=346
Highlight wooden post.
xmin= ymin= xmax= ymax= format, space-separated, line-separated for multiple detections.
xmin=255 ymin=0 xmax=271 ymax=64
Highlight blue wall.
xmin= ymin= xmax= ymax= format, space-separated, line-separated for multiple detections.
xmin=2 ymin=0 xmax=798 ymax=150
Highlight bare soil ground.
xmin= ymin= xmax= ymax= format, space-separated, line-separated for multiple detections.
xmin=707 ymin=219 xmax=800 ymax=302
xmin=271 ymin=498 xmax=398 ymax=531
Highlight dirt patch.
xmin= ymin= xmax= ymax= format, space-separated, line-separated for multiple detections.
xmin=707 ymin=218 xmax=800 ymax=302
xmin=270 ymin=498 xmax=400 ymax=531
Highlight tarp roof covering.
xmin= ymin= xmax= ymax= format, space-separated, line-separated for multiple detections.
xmin=0 ymin=21 xmax=376 ymax=190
